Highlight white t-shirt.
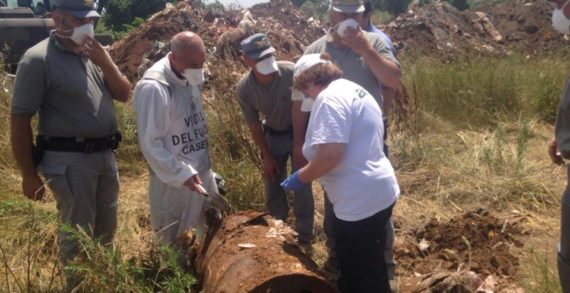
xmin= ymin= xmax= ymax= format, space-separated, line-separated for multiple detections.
xmin=291 ymin=89 xmax=314 ymax=112
xmin=302 ymin=79 xmax=399 ymax=221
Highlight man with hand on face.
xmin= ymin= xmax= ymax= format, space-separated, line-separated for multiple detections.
xmin=292 ymin=0 xmax=401 ymax=169
xmin=360 ymin=0 xmax=399 ymax=146
xmin=10 ymin=0 xmax=131 ymax=269
xmin=236 ymin=33 xmax=314 ymax=244
xmin=548 ymin=1 xmax=570 ymax=291
xmin=134 ymin=32 xmax=224 ymax=246
xmin=290 ymin=0 xmax=401 ymax=288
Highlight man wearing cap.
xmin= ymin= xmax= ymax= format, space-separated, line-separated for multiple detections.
xmin=236 ymin=33 xmax=314 ymax=244
xmin=290 ymin=0 xmax=401 ymax=288
xmin=358 ymin=1 xmax=401 ymax=288
xmin=10 ymin=0 xmax=131 ymax=270
xmin=361 ymin=1 xmax=397 ymax=58
xmin=360 ymin=1 xmax=399 ymax=147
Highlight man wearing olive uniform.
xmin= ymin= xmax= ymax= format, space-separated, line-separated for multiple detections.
xmin=10 ymin=0 xmax=131 ymax=265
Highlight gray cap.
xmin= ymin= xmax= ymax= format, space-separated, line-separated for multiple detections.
xmin=331 ymin=0 xmax=365 ymax=13
xmin=52 ymin=0 xmax=100 ymax=18
xmin=240 ymin=33 xmax=275 ymax=60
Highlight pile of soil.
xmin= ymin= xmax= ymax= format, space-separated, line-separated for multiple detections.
xmin=382 ymin=0 xmax=569 ymax=57
xmin=109 ymin=0 xmax=324 ymax=82
xmin=478 ymin=0 xmax=565 ymax=53
xmin=395 ymin=209 xmax=527 ymax=292
xmin=110 ymin=0 xmax=569 ymax=82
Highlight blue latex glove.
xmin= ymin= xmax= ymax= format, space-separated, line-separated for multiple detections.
xmin=281 ymin=171 xmax=305 ymax=191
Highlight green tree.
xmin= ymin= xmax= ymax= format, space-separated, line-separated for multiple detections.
xmin=370 ymin=0 xmax=411 ymax=15
xmin=104 ymin=0 xmax=178 ymax=32
xmin=449 ymin=0 xmax=469 ymax=10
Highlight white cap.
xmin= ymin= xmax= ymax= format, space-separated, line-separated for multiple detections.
xmin=294 ymin=54 xmax=332 ymax=77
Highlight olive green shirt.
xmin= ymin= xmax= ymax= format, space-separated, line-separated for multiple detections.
xmin=304 ymin=31 xmax=399 ymax=107
xmin=236 ymin=61 xmax=294 ymax=131
xmin=11 ymin=31 xmax=118 ymax=138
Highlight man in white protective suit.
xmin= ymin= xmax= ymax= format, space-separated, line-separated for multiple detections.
xmin=134 ymin=31 xmax=226 ymax=246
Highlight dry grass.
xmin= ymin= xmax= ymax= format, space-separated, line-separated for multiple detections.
xmin=390 ymin=110 xmax=563 ymax=292
xmin=0 ymin=54 xmax=567 ymax=291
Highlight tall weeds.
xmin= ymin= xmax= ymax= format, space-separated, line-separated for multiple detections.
xmin=403 ymin=54 xmax=570 ymax=127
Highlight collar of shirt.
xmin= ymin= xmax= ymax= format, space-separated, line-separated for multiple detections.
xmin=325 ymin=27 xmax=334 ymax=42
xmin=49 ymin=30 xmax=81 ymax=54
xmin=248 ymin=64 xmax=283 ymax=92
xmin=164 ymin=53 xmax=190 ymax=87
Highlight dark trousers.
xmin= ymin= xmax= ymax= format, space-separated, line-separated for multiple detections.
xmin=334 ymin=204 xmax=394 ymax=293
xmin=559 ymin=166 xmax=570 ymax=293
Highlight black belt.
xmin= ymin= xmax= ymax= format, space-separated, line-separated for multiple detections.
xmin=263 ymin=125 xmax=292 ymax=136
xmin=37 ymin=132 xmax=122 ymax=153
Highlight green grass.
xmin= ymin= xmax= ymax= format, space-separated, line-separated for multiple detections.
xmin=523 ymin=248 xmax=562 ymax=293
xmin=402 ymin=54 xmax=570 ymax=127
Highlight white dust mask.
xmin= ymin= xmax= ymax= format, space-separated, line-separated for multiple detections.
xmin=336 ymin=18 xmax=359 ymax=38
xmin=255 ymin=55 xmax=278 ymax=75
xmin=553 ymin=1 xmax=570 ymax=35
xmin=70 ymin=23 xmax=94 ymax=45
xmin=183 ymin=68 xmax=205 ymax=86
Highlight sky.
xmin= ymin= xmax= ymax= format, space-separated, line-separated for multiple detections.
xmin=205 ymin=0 xmax=270 ymax=9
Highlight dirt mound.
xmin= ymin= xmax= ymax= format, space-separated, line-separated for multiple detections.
xmin=110 ymin=0 xmax=568 ymax=78
xmin=478 ymin=0 xmax=565 ymax=53
xmin=382 ymin=0 xmax=569 ymax=57
xmin=109 ymin=0 xmax=324 ymax=82
xmin=395 ymin=209 xmax=527 ymax=292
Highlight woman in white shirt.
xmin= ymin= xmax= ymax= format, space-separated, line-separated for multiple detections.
xmin=282 ymin=53 xmax=399 ymax=293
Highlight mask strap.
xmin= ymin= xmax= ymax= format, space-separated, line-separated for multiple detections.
xmin=55 ymin=30 xmax=72 ymax=39
xmin=258 ymin=55 xmax=274 ymax=64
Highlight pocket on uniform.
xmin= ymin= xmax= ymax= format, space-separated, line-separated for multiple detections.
xmin=104 ymin=151 xmax=119 ymax=175
xmin=40 ymin=163 xmax=72 ymax=202
xmin=38 ymin=162 xmax=67 ymax=177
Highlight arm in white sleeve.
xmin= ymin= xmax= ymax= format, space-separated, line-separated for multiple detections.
xmin=133 ymin=80 xmax=197 ymax=187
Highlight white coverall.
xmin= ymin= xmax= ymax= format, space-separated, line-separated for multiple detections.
xmin=134 ymin=55 xmax=217 ymax=244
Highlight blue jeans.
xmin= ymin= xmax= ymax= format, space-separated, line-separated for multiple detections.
xmin=265 ymin=133 xmax=314 ymax=241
